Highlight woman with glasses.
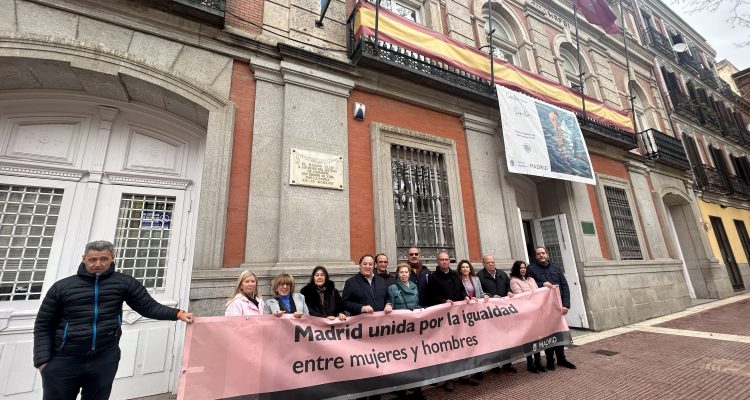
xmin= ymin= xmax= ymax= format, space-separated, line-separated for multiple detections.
xmin=264 ymin=273 xmax=309 ymax=318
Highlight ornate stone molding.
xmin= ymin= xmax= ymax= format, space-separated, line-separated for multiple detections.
xmin=106 ymin=172 xmax=192 ymax=189
xmin=0 ymin=163 xmax=85 ymax=181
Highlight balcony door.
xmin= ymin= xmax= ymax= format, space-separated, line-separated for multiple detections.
xmin=709 ymin=216 xmax=744 ymax=291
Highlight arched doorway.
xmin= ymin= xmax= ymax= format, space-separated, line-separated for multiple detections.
xmin=0 ymin=57 xmax=209 ymax=399
xmin=663 ymin=191 xmax=704 ymax=299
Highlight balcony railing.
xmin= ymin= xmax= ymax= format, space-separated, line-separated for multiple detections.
xmin=698 ymin=68 xmax=719 ymax=89
xmin=694 ymin=164 xmax=730 ymax=194
xmin=677 ymin=52 xmax=702 ymax=76
xmin=578 ymin=115 xmax=638 ymax=150
xmin=639 ymin=128 xmax=691 ymax=170
xmin=671 ymin=92 xmax=701 ymax=122
xmin=144 ymin=0 xmax=225 ymax=26
xmin=644 ymin=27 xmax=675 ymax=60
xmin=348 ymin=33 xmax=495 ymax=102
xmin=727 ymin=175 xmax=750 ymax=200
xmin=697 ymin=104 xmax=723 ymax=133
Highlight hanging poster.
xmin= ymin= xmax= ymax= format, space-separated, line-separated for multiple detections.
xmin=497 ymin=85 xmax=596 ymax=185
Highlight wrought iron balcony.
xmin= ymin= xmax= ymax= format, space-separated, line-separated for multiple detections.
xmin=677 ymin=52 xmax=702 ymax=76
xmin=697 ymin=104 xmax=722 ymax=133
xmin=644 ymin=27 xmax=675 ymax=60
xmin=698 ymin=68 xmax=719 ymax=89
xmin=671 ymin=92 xmax=701 ymax=122
xmin=578 ymin=115 xmax=638 ymax=150
xmin=143 ymin=0 xmax=225 ymax=26
xmin=694 ymin=164 xmax=730 ymax=194
xmin=727 ymin=175 xmax=750 ymax=200
xmin=348 ymin=33 xmax=495 ymax=102
xmin=639 ymin=128 xmax=691 ymax=170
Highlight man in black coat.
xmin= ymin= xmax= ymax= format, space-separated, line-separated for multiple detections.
xmin=425 ymin=251 xmax=467 ymax=307
xmin=407 ymin=247 xmax=430 ymax=307
xmin=476 ymin=254 xmax=517 ymax=373
xmin=33 ymin=240 xmax=193 ymax=400
xmin=527 ymin=246 xmax=576 ymax=370
xmin=342 ymin=254 xmax=393 ymax=316
xmin=375 ymin=253 xmax=397 ymax=289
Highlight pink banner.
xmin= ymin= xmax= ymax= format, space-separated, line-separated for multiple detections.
xmin=178 ymin=287 xmax=571 ymax=399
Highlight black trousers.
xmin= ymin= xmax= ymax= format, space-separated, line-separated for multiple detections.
xmin=526 ymin=352 xmax=543 ymax=366
xmin=544 ymin=346 xmax=566 ymax=365
xmin=41 ymin=348 xmax=121 ymax=400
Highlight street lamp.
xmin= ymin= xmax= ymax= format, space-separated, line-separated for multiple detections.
xmin=479 ymin=15 xmax=496 ymax=88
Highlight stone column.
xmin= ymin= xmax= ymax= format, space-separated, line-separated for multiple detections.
xmin=243 ymin=58 xmax=355 ymax=276
xmin=626 ymin=161 xmax=669 ymax=259
xmin=462 ymin=113 xmax=517 ymax=261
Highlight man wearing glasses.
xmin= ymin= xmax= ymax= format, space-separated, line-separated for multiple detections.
xmin=406 ymin=247 xmax=430 ymax=307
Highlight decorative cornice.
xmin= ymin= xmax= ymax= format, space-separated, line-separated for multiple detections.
xmin=0 ymin=163 xmax=85 ymax=181
xmin=106 ymin=172 xmax=192 ymax=189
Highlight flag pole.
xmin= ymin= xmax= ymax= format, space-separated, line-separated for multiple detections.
xmin=573 ymin=1 xmax=587 ymax=123
xmin=374 ymin=0 xmax=381 ymax=55
xmin=620 ymin=0 xmax=637 ymax=133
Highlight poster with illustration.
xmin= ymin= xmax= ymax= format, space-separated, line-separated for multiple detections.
xmin=497 ymin=85 xmax=595 ymax=185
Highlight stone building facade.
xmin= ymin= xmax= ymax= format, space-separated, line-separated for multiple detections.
xmin=0 ymin=0 xmax=747 ymax=398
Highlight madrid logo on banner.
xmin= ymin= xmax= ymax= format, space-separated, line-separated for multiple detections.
xmin=497 ymin=85 xmax=596 ymax=185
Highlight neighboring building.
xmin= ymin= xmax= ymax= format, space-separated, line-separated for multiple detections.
xmin=637 ymin=0 xmax=750 ymax=296
xmin=734 ymin=66 xmax=750 ymax=101
xmin=0 ymin=0 xmax=747 ymax=399
xmin=716 ymin=59 xmax=740 ymax=95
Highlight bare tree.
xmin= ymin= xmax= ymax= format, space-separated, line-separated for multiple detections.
xmin=672 ymin=0 xmax=750 ymax=47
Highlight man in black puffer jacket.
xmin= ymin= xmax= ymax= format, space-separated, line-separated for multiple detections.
xmin=33 ymin=240 xmax=194 ymax=400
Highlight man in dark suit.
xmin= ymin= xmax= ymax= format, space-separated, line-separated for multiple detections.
xmin=477 ymin=254 xmax=517 ymax=373
xmin=342 ymin=254 xmax=393 ymax=316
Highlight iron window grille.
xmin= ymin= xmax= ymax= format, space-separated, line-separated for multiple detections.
xmin=113 ymin=194 xmax=175 ymax=291
xmin=391 ymin=144 xmax=455 ymax=262
xmin=603 ymin=185 xmax=643 ymax=260
xmin=0 ymin=185 xmax=63 ymax=301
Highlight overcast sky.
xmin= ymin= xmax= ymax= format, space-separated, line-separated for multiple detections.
xmin=667 ymin=1 xmax=750 ymax=70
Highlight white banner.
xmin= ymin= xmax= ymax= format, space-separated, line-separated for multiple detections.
xmin=497 ymin=85 xmax=595 ymax=185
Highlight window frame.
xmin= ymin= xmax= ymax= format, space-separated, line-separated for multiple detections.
xmin=595 ymin=174 xmax=648 ymax=261
xmin=370 ymin=122 xmax=469 ymax=263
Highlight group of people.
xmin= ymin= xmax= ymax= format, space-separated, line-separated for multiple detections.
xmin=225 ymin=246 xmax=577 ymax=397
xmin=31 ymin=239 xmax=574 ymax=400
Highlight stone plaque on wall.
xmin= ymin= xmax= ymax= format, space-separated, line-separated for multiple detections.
xmin=289 ymin=148 xmax=344 ymax=190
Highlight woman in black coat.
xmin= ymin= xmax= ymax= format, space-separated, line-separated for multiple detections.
xmin=301 ymin=266 xmax=346 ymax=321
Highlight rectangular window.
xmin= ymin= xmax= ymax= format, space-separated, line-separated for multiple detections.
xmin=604 ymin=185 xmax=643 ymax=260
xmin=391 ymin=144 xmax=454 ymax=262
xmin=113 ymin=194 xmax=175 ymax=291
xmin=0 ymin=185 xmax=63 ymax=301
xmin=369 ymin=0 xmax=419 ymax=23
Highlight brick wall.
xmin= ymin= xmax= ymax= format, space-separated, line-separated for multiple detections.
xmin=222 ymin=60 xmax=257 ymax=267
xmin=226 ymin=0 xmax=264 ymax=35
xmin=347 ymin=90 xmax=481 ymax=262
xmin=589 ymin=153 xmax=631 ymax=259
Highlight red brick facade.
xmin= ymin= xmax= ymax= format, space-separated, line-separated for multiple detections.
xmin=348 ymin=90 xmax=482 ymax=263
xmin=222 ymin=60 xmax=257 ymax=267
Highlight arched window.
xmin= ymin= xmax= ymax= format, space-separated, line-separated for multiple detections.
xmin=560 ymin=47 xmax=581 ymax=91
xmin=487 ymin=16 xmax=518 ymax=66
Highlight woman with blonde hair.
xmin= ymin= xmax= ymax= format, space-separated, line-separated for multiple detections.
xmin=225 ymin=270 xmax=264 ymax=317
xmin=264 ymin=273 xmax=309 ymax=318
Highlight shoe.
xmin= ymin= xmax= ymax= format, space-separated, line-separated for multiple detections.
xmin=444 ymin=380 xmax=455 ymax=392
xmin=491 ymin=366 xmax=502 ymax=374
xmin=459 ymin=377 xmax=480 ymax=386
xmin=546 ymin=363 xmax=556 ymax=371
xmin=410 ymin=391 xmax=426 ymax=400
xmin=558 ymin=360 xmax=577 ymax=369
xmin=502 ymin=364 xmax=518 ymax=373
xmin=535 ymin=363 xmax=546 ymax=372
xmin=527 ymin=364 xmax=539 ymax=373
xmin=473 ymin=372 xmax=484 ymax=380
